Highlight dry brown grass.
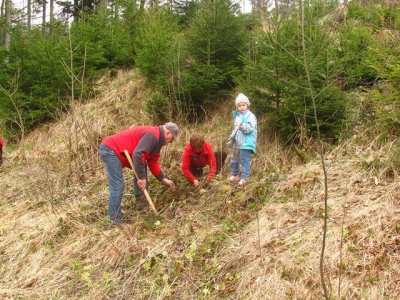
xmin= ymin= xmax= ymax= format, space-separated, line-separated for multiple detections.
xmin=221 ymin=157 xmax=400 ymax=299
xmin=1 ymin=69 xmax=399 ymax=299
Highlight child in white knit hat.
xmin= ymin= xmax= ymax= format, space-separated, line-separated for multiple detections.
xmin=227 ymin=93 xmax=258 ymax=185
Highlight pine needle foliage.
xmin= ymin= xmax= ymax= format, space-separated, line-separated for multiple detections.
xmin=181 ymin=0 xmax=248 ymax=117
xmin=237 ymin=2 xmax=346 ymax=144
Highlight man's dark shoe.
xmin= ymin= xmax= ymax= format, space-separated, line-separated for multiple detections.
xmin=135 ymin=195 xmax=148 ymax=210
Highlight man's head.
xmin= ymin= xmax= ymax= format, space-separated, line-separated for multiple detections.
xmin=164 ymin=122 xmax=179 ymax=143
xmin=190 ymin=135 xmax=205 ymax=153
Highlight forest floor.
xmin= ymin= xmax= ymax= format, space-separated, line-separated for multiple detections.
xmin=1 ymin=70 xmax=399 ymax=299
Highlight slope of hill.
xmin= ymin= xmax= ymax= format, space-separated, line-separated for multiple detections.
xmin=1 ymin=70 xmax=399 ymax=299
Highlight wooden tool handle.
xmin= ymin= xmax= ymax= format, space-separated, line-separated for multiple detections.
xmin=124 ymin=150 xmax=158 ymax=215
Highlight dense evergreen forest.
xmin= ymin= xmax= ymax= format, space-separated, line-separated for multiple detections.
xmin=1 ymin=0 xmax=400 ymax=149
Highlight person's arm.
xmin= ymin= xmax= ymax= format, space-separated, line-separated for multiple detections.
xmin=133 ymin=133 xmax=163 ymax=180
xmin=182 ymin=148 xmax=196 ymax=183
xmin=241 ymin=112 xmax=257 ymax=134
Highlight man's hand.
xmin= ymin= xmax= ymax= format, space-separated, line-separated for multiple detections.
xmin=193 ymin=179 xmax=199 ymax=187
xmin=137 ymin=178 xmax=147 ymax=190
xmin=162 ymin=178 xmax=175 ymax=190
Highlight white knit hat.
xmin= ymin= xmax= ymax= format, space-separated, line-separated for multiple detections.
xmin=235 ymin=93 xmax=250 ymax=106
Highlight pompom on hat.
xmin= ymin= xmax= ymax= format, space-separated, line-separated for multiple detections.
xmin=235 ymin=93 xmax=250 ymax=107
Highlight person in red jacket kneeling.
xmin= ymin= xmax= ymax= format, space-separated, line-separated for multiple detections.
xmin=182 ymin=135 xmax=227 ymax=187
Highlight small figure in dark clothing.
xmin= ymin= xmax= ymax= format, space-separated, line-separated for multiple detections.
xmin=0 ymin=138 xmax=3 ymax=166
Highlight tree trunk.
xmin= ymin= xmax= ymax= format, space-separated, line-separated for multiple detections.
xmin=28 ymin=0 xmax=31 ymax=29
xmin=73 ymin=0 xmax=79 ymax=21
xmin=140 ymin=0 xmax=145 ymax=10
xmin=50 ymin=0 xmax=54 ymax=23
xmin=4 ymin=0 xmax=11 ymax=64
xmin=1 ymin=0 xmax=4 ymax=20
xmin=99 ymin=0 xmax=107 ymax=13
xmin=1 ymin=0 xmax=4 ymax=44
xmin=42 ymin=0 xmax=47 ymax=34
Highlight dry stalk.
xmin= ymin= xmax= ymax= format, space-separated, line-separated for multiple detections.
xmin=300 ymin=2 xmax=329 ymax=298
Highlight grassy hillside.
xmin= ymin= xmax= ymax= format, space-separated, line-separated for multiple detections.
xmin=1 ymin=70 xmax=399 ymax=299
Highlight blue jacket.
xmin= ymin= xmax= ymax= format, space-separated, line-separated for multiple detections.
xmin=229 ymin=109 xmax=257 ymax=153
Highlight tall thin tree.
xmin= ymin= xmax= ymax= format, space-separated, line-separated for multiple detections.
xmin=299 ymin=1 xmax=329 ymax=299
xmin=0 ymin=0 xmax=3 ymax=42
xmin=50 ymin=0 xmax=54 ymax=23
xmin=42 ymin=0 xmax=47 ymax=34
xmin=28 ymin=0 xmax=31 ymax=29
xmin=4 ymin=0 xmax=12 ymax=64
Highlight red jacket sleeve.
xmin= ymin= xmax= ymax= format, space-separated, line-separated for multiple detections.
xmin=182 ymin=144 xmax=196 ymax=183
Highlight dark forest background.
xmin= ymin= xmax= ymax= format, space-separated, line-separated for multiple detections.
xmin=1 ymin=0 xmax=400 ymax=150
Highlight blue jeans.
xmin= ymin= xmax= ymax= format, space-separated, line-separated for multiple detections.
xmin=99 ymin=143 xmax=149 ymax=222
xmin=230 ymin=149 xmax=252 ymax=180
xmin=99 ymin=143 xmax=124 ymax=223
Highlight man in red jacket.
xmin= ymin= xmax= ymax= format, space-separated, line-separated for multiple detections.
xmin=0 ymin=137 xmax=3 ymax=166
xmin=182 ymin=135 xmax=227 ymax=187
xmin=99 ymin=122 xmax=179 ymax=224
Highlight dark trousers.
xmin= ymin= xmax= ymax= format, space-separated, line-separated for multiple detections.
xmin=190 ymin=151 xmax=227 ymax=177
xmin=215 ymin=150 xmax=227 ymax=174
